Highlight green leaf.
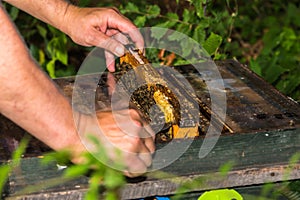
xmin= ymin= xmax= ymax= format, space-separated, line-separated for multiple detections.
xmin=64 ymin=165 xmax=89 ymax=178
xmin=202 ymin=32 xmax=222 ymax=55
xmin=192 ymin=25 xmax=206 ymax=43
xmin=192 ymin=0 xmax=204 ymax=18
xmin=166 ymin=12 xmax=179 ymax=21
xmin=280 ymin=27 xmax=297 ymax=51
xmin=262 ymin=28 xmax=281 ymax=55
xmin=180 ymin=39 xmax=193 ymax=57
xmin=219 ymin=161 xmax=235 ymax=177
xmin=0 ymin=165 xmax=11 ymax=196
xmin=37 ymin=25 xmax=47 ymax=39
xmin=125 ymin=2 xmax=139 ymax=13
xmin=281 ymin=73 xmax=300 ymax=94
xmin=41 ymin=150 xmax=71 ymax=165
xmin=249 ymin=59 xmax=262 ymax=76
xmin=155 ymin=21 xmax=177 ymax=29
xmin=55 ymin=65 xmax=76 ymax=77
xmin=85 ymin=189 xmax=98 ymax=200
xmin=30 ymin=45 xmax=40 ymax=62
xmin=287 ymin=3 xmax=300 ymax=26
xmin=0 ymin=137 xmax=29 ymax=195
xmin=167 ymin=31 xmax=183 ymax=41
xmin=151 ymin=28 xmax=168 ymax=40
xmin=86 ymin=134 xmax=109 ymax=163
xmin=38 ymin=50 xmax=46 ymax=66
xmin=9 ymin=6 xmax=19 ymax=21
xmin=265 ymin=64 xmax=288 ymax=83
xmin=104 ymin=169 xmax=125 ymax=189
xmin=147 ymin=5 xmax=160 ymax=18
xmin=12 ymin=137 xmax=29 ymax=163
xmin=289 ymin=152 xmax=300 ymax=166
xmin=47 ymin=25 xmax=62 ymax=37
xmin=275 ymin=73 xmax=300 ymax=96
xmin=176 ymin=23 xmax=191 ymax=35
xmin=85 ymin=173 xmax=102 ymax=200
xmin=155 ymin=13 xmax=178 ymax=29
xmin=46 ymin=59 xmax=56 ymax=78
xmin=213 ymin=52 xmax=223 ymax=60
xmin=134 ymin=16 xmax=146 ymax=27
xmin=182 ymin=9 xmax=191 ymax=22
xmin=105 ymin=191 xmax=118 ymax=200
xmin=46 ymin=35 xmax=68 ymax=65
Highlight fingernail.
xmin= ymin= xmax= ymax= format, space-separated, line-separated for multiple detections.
xmin=115 ymin=46 xmax=124 ymax=56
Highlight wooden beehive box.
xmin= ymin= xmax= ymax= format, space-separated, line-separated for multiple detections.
xmin=1 ymin=60 xmax=300 ymax=199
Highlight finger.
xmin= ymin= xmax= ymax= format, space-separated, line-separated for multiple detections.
xmin=110 ymin=31 xmax=130 ymax=45
xmin=128 ymin=109 xmax=156 ymax=139
xmin=124 ymin=162 xmax=147 ymax=178
xmin=127 ymin=29 xmax=144 ymax=51
xmin=136 ymin=137 xmax=153 ymax=167
xmin=143 ymin=124 xmax=156 ymax=140
xmin=107 ymin=72 xmax=116 ymax=96
xmin=90 ymin=28 xmax=125 ymax=56
xmin=105 ymin=50 xmax=115 ymax=72
xmin=123 ymin=150 xmax=151 ymax=174
xmin=127 ymin=109 xmax=143 ymax=127
xmin=138 ymin=151 xmax=153 ymax=167
xmin=104 ymin=32 xmax=130 ymax=72
xmin=105 ymin=9 xmax=144 ymax=49
xmin=138 ymin=125 xmax=154 ymax=139
xmin=143 ymin=137 xmax=156 ymax=154
xmin=122 ymin=139 xmax=151 ymax=176
xmin=116 ymin=24 xmax=144 ymax=50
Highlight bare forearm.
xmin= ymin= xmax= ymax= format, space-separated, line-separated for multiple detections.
xmin=2 ymin=0 xmax=72 ymax=32
xmin=0 ymin=6 xmax=82 ymax=152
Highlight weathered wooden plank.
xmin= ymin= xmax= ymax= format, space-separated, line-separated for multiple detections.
xmin=4 ymin=128 xmax=300 ymax=199
xmin=122 ymin=163 xmax=300 ymax=199
xmin=1 ymin=60 xmax=300 ymax=199
xmin=174 ymin=60 xmax=300 ymax=133
xmin=1 ymin=60 xmax=299 ymax=160
xmin=5 ymin=189 xmax=87 ymax=200
xmin=219 ymin=60 xmax=300 ymax=132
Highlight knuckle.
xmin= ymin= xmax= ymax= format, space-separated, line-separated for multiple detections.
xmin=107 ymin=7 xmax=120 ymax=15
xmin=131 ymin=137 xmax=142 ymax=147
xmin=84 ymin=33 xmax=98 ymax=45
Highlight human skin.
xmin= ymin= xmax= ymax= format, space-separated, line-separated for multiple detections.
xmin=3 ymin=0 xmax=144 ymax=72
xmin=0 ymin=1 xmax=154 ymax=177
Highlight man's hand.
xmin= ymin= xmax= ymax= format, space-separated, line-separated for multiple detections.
xmin=76 ymin=109 xmax=155 ymax=177
xmin=98 ymin=109 xmax=155 ymax=177
xmin=3 ymin=0 xmax=144 ymax=72
xmin=62 ymin=6 xmax=144 ymax=72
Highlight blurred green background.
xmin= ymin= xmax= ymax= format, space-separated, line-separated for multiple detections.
xmin=4 ymin=0 xmax=300 ymax=102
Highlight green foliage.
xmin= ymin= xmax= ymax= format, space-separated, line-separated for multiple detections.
xmin=6 ymin=0 xmax=299 ymax=101
xmin=227 ymin=1 xmax=300 ymax=101
xmin=246 ymin=3 xmax=300 ymax=101
xmin=119 ymin=0 xmax=224 ymax=63
xmin=218 ymin=161 xmax=235 ymax=177
xmin=3 ymin=3 xmax=75 ymax=78
xmin=0 ymin=137 xmax=29 ymax=197
xmin=42 ymin=134 xmax=125 ymax=200
xmin=284 ymin=181 xmax=300 ymax=200
xmin=203 ymin=32 xmax=223 ymax=57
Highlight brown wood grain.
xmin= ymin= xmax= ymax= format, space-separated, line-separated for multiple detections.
xmin=1 ymin=60 xmax=300 ymax=199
